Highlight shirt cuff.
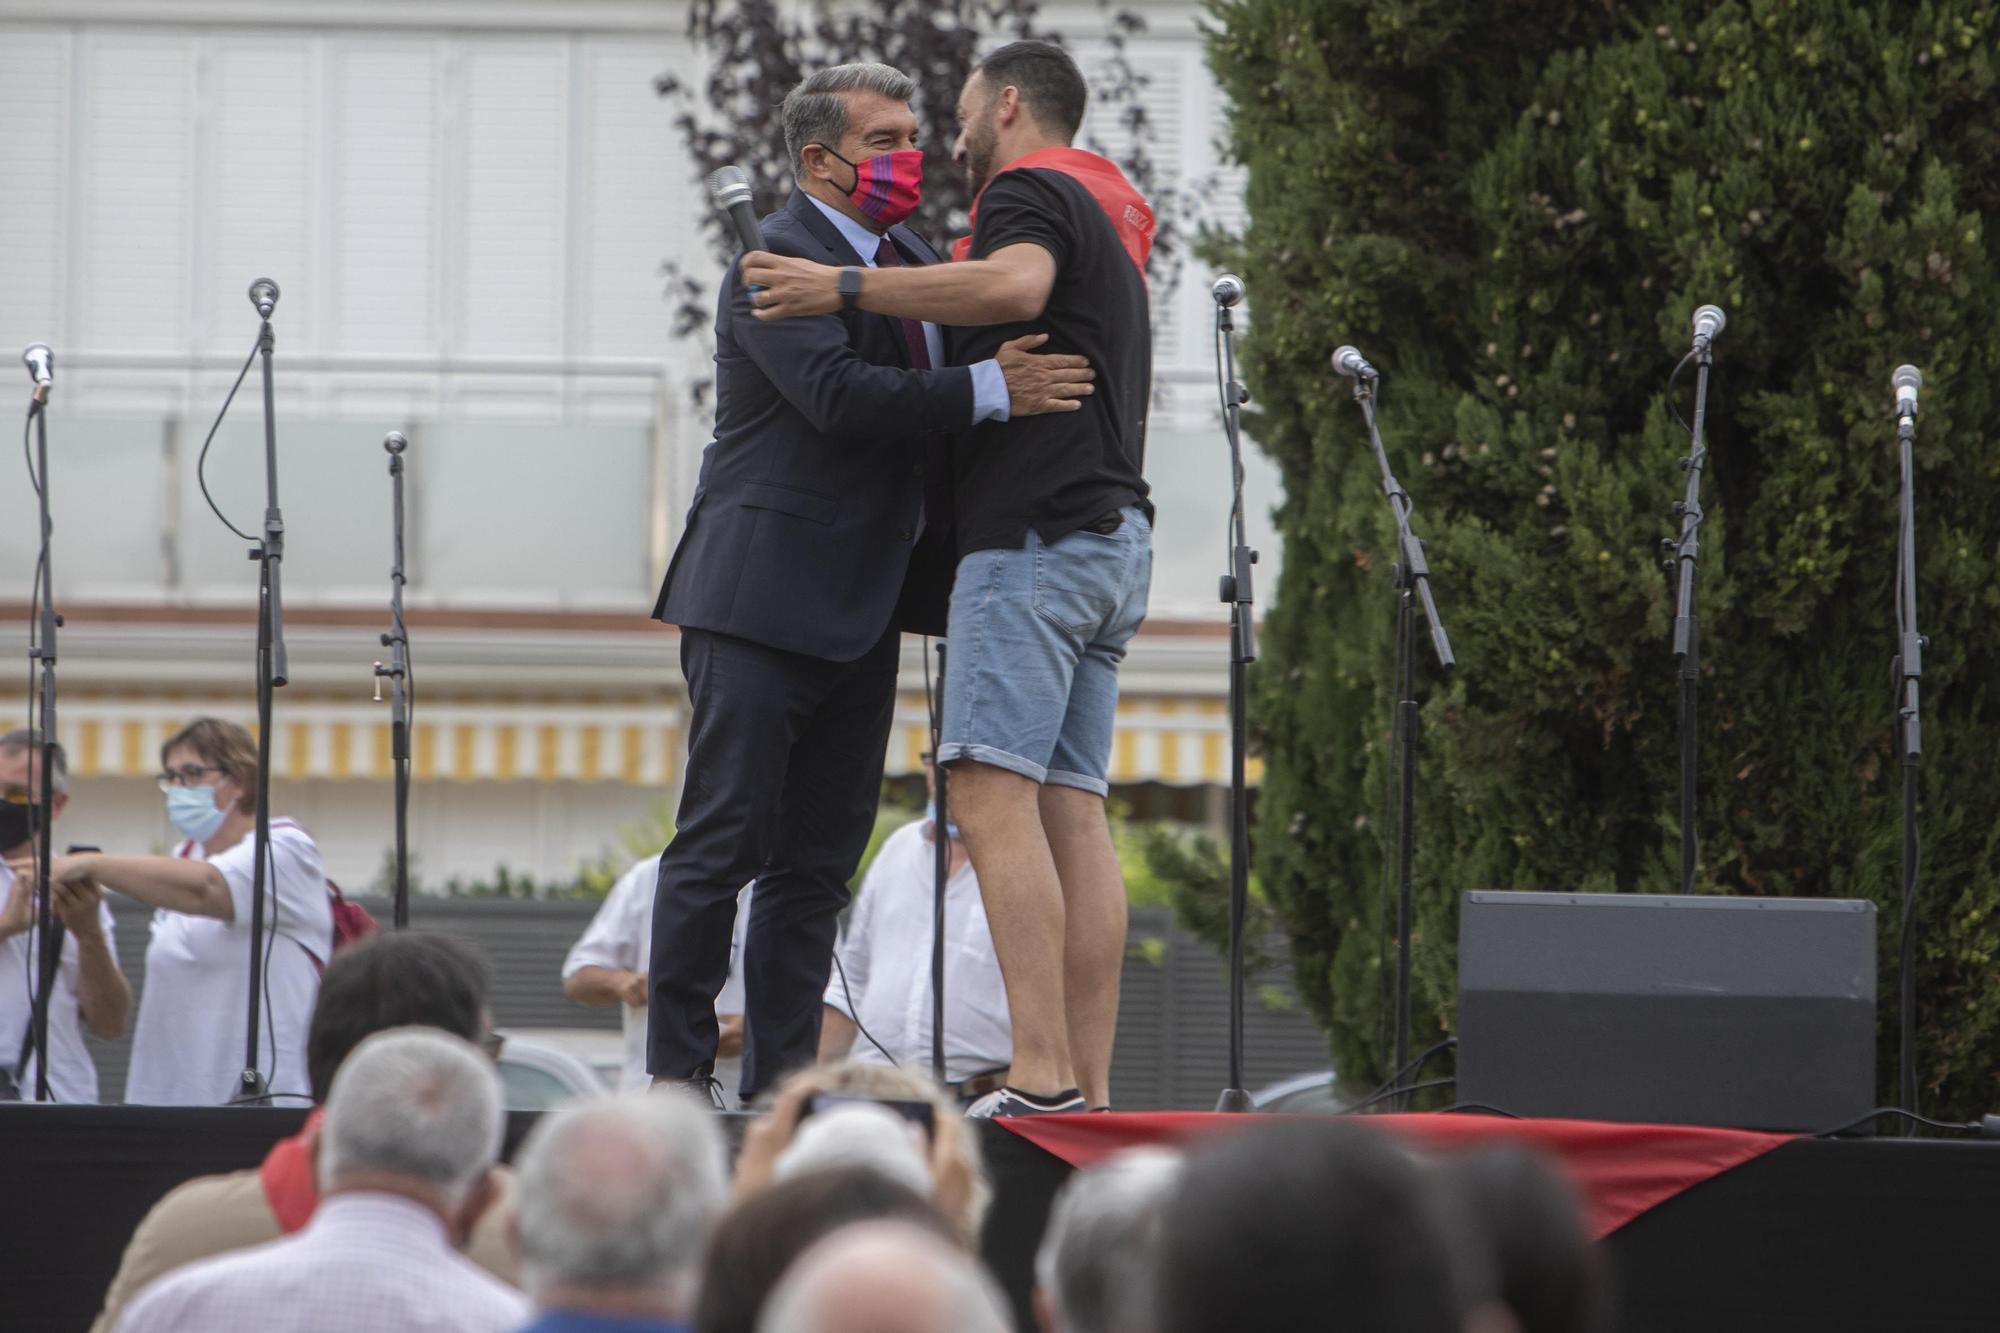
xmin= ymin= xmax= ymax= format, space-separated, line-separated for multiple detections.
xmin=969 ymin=358 xmax=1011 ymax=424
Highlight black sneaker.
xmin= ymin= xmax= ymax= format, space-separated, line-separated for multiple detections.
xmin=965 ymin=1086 xmax=1088 ymax=1118
xmin=657 ymin=1073 xmax=728 ymax=1111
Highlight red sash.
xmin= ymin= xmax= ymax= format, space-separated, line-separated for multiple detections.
xmin=951 ymin=147 xmax=1154 ymax=275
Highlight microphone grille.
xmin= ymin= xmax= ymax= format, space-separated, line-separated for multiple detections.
xmin=1692 ymin=303 xmax=1726 ymax=333
xmin=383 ymin=431 xmax=408 ymax=454
xmin=708 ymin=164 xmax=753 ymax=208
xmin=1892 ymin=364 xmax=1923 ymax=391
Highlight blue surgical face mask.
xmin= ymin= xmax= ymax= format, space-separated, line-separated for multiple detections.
xmin=167 ymin=784 xmax=228 ymax=842
xmin=926 ymin=801 xmax=961 ymax=844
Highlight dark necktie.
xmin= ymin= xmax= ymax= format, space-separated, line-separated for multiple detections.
xmin=873 ymin=236 xmax=954 ymax=533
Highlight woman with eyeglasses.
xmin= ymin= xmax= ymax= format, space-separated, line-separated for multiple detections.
xmin=43 ymin=717 xmax=331 ymax=1105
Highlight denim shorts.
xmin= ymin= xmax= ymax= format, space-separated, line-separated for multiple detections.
xmin=938 ymin=506 xmax=1152 ymax=796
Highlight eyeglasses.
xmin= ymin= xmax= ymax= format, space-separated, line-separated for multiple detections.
xmin=155 ymin=765 xmax=225 ymax=791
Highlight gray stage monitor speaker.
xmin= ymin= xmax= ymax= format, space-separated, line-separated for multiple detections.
xmin=1457 ymin=891 xmax=1876 ymax=1131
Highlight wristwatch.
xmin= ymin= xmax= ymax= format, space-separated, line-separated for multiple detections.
xmin=837 ymin=266 xmax=864 ymax=310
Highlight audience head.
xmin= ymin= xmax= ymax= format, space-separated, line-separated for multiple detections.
xmin=754 ymin=1220 xmax=1013 ymax=1333
xmin=0 ymin=730 xmax=68 ymax=852
xmin=319 ymin=1027 xmax=505 ymax=1241
xmin=513 ymin=1089 xmax=728 ymax=1318
xmin=1034 ymin=1147 xmax=1185 ymax=1333
xmin=762 ymin=1061 xmax=990 ymax=1243
xmin=695 ymin=1164 xmax=956 ymax=1333
xmin=1440 ymin=1146 xmax=1608 ymax=1333
xmin=1157 ymin=1120 xmax=1485 ymax=1333
xmin=775 ymin=1101 xmax=932 ymax=1195
xmin=305 ymin=932 xmax=491 ymax=1101
xmin=159 ymin=716 xmax=259 ymax=817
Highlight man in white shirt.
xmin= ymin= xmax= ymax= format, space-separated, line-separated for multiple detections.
xmin=115 ymin=1026 xmax=528 ymax=1333
xmin=0 ymin=730 xmax=129 ymax=1102
xmin=45 ymin=717 xmax=331 ymax=1105
xmin=563 ymin=859 xmax=750 ymax=1095
xmin=818 ymin=802 xmax=1012 ymax=1097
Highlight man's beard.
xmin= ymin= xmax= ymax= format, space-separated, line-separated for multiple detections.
xmin=964 ymin=118 xmax=1000 ymax=195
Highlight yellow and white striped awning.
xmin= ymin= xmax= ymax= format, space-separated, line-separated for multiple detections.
xmin=56 ymin=695 xmax=686 ymax=786
xmin=55 ymin=692 xmax=1258 ymax=788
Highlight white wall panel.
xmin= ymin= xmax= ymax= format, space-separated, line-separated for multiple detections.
xmin=206 ymin=36 xmax=314 ymax=347
xmin=0 ymin=29 xmax=70 ymax=352
xmin=458 ymin=39 xmax=567 ymax=355
xmin=330 ymin=41 xmax=440 ymax=352
xmin=78 ymin=34 xmax=197 ymax=350
xmin=578 ymin=42 xmax=679 ymax=358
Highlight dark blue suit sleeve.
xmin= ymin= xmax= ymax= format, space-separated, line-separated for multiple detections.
xmin=720 ymin=228 xmax=975 ymax=438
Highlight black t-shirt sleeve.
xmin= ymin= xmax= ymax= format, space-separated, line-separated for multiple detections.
xmin=971 ymin=170 xmax=1074 ymax=269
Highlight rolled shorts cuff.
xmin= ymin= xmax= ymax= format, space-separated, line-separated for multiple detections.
xmin=936 ymin=741 xmax=1048 ymax=785
xmin=1042 ymin=767 xmax=1111 ymax=797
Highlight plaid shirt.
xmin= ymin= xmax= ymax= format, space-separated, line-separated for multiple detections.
xmin=115 ymin=1190 xmax=528 ymax=1332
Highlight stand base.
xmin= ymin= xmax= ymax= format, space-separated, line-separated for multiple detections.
xmin=1214 ymin=1086 xmax=1256 ymax=1113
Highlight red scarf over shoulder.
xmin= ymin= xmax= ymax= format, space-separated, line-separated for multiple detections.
xmin=951 ymin=147 xmax=1154 ymax=275
xmin=258 ymin=1106 xmax=327 ymax=1233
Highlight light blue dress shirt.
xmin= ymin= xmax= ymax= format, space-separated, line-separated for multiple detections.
xmin=804 ymin=195 xmax=1010 ymax=424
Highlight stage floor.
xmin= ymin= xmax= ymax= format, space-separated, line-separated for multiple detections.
xmin=3 ymin=1105 xmax=1995 ymax=1332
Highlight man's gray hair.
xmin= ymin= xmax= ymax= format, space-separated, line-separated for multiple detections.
xmin=319 ymin=1027 xmax=503 ymax=1208
xmin=755 ymin=1221 xmax=1013 ymax=1333
xmin=0 ymin=730 xmax=67 ymax=793
xmin=1035 ymin=1147 xmax=1186 ymax=1333
xmin=781 ymin=63 xmax=917 ymax=177
xmin=513 ymin=1090 xmax=729 ymax=1301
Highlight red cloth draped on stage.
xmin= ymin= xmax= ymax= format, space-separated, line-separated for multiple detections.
xmin=999 ymin=1112 xmax=1795 ymax=1239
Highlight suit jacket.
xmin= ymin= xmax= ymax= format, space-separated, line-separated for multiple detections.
xmin=653 ymin=190 xmax=970 ymax=661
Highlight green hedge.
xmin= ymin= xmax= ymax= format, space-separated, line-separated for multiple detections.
xmin=1207 ymin=0 xmax=2000 ymax=1116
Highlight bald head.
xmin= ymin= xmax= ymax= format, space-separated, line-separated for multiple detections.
xmin=755 ymin=1221 xmax=1011 ymax=1333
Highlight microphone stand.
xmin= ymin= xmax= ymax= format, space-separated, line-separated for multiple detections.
xmin=1891 ymin=398 xmax=1925 ymax=1117
xmin=373 ymin=433 xmax=412 ymax=929
xmin=930 ymin=641 xmax=948 ymax=1086
xmin=239 ymin=279 xmax=288 ymax=1103
xmin=1351 ymin=373 xmax=1454 ymax=1110
xmin=1214 ymin=296 xmax=1258 ymax=1114
xmin=24 ymin=382 xmax=60 ymax=1103
xmin=1667 ymin=342 xmax=1715 ymax=896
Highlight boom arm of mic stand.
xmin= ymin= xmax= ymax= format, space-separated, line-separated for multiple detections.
xmin=1356 ymin=382 xmax=1455 ymax=670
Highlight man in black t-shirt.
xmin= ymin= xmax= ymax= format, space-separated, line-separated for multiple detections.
xmin=745 ymin=40 xmax=1154 ymax=1116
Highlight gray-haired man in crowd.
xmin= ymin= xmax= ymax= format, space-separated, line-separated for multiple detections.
xmin=511 ymin=1091 xmax=730 ymax=1332
xmin=114 ymin=1028 xmax=528 ymax=1333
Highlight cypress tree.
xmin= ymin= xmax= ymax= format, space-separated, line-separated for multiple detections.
xmin=1207 ymin=0 xmax=2000 ymax=1116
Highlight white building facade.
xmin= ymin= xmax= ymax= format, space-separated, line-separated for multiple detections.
xmin=0 ymin=0 xmax=1278 ymax=887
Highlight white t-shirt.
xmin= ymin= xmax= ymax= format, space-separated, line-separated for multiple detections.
xmin=0 ymin=860 xmax=118 ymax=1102
xmin=562 ymin=855 xmax=749 ymax=1090
xmin=124 ymin=820 xmax=332 ymax=1106
xmin=823 ymin=819 xmax=1013 ymax=1080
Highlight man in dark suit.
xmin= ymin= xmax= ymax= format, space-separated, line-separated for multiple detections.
xmin=648 ymin=61 xmax=1094 ymax=1102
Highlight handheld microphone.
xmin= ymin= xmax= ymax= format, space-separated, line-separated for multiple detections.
xmin=1211 ymin=273 xmax=1245 ymax=308
xmin=1331 ymin=345 xmax=1378 ymax=380
xmin=22 ymin=343 xmax=53 ymax=401
xmin=248 ymin=278 xmax=280 ymax=318
xmin=708 ymin=165 xmax=765 ymax=254
xmin=384 ymin=430 xmax=408 ymax=455
xmin=1892 ymin=365 xmax=1922 ymax=419
xmin=1690 ymin=303 xmax=1726 ymax=349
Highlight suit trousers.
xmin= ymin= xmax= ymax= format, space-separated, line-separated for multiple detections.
xmin=649 ymin=622 xmax=901 ymax=1097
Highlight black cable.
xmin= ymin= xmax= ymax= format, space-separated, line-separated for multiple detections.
xmin=193 ymin=332 xmax=262 ymax=542
xmin=1334 ymin=1076 xmax=1455 ymax=1115
xmin=19 ymin=405 xmax=45 ymax=1050
xmin=1438 ymin=1101 xmax=1525 ymax=1119
xmin=828 ymin=948 xmax=900 ymax=1064
xmin=1361 ymin=1036 xmax=1457 ymax=1112
xmin=1663 ymin=348 xmax=1697 ymax=436
xmin=1813 ymin=1106 xmax=1978 ymax=1139
xmin=225 ymin=1088 xmax=313 ymax=1106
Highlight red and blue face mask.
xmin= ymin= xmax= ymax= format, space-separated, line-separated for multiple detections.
xmin=816 ymin=146 xmax=924 ymax=228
